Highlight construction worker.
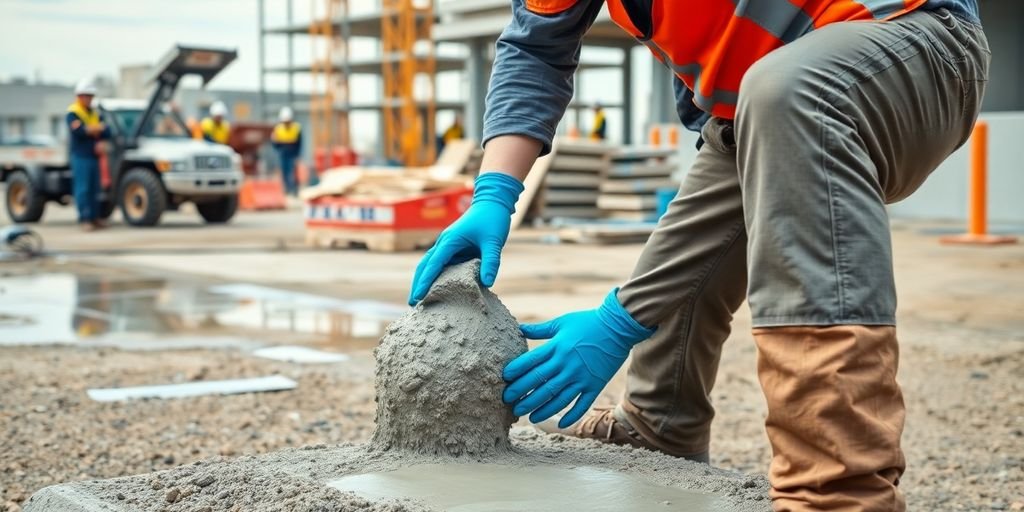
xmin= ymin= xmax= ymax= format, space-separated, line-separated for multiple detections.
xmin=588 ymin=102 xmax=606 ymax=141
xmin=438 ymin=114 xmax=465 ymax=153
xmin=409 ymin=0 xmax=985 ymax=510
xmin=66 ymin=78 xmax=111 ymax=232
xmin=271 ymin=107 xmax=302 ymax=196
xmin=200 ymin=101 xmax=231 ymax=145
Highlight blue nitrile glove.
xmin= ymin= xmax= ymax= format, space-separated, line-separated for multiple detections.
xmin=408 ymin=172 xmax=524 ymax=305
xmin=502 ymin=288 xmax=656 ymax=428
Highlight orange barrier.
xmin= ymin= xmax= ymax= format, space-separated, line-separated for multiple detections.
xmin=940 ymin=121 xmax=1017 ymax=246
xmin=238 ymin=178 xmax=287 ymax=211
xmin=567 ymin=126 xmax=581 ymax=139
xmin=667 ymin=126 xmax=680 ymax=148
xmin=648 ymin=126 xmax=662 ymax=147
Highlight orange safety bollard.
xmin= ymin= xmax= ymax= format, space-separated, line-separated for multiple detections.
xmin=567 ymin=125 xmax=581 ymax=140
xmin=649 ymin=126 xmax=662 ymax=147
xmin=667 ymin=126 xmax=680 ymax=148
xmin=939 ymin=120 xmax=1017 ymax=246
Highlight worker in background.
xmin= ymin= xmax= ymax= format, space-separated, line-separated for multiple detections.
xmin=200 ymin=101 xmax=231 ymax=145
xmin=66 ymin=78 xmax=111 ymax=232
xmin=438 ymin=114 xmax=465 ymax=153
xmin=408 ymin=0 xmax=984 ymax=510
xmin=588 ymin=102 xmax=606 ymax=141
xmin=271 ymin=107 xmax=302 ymax=196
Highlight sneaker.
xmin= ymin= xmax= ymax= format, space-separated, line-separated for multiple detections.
xmin=536 ymin=405 xmax=710 ymax=463
xmin=91 ymin=219 xmax=109 ymax=229
xmin=79 ymin=223 xmax=97 ymax=232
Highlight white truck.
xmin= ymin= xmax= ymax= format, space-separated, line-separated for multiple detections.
xmin=1 ymin=45 xmax=244 ymax=227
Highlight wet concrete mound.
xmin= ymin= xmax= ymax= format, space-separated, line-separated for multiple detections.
xmin=371 ymin=259 xmax=527 ymax=456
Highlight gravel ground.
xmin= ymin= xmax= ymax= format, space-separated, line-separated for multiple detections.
xmin=1 ymin=315 xmax=1020 ymax=511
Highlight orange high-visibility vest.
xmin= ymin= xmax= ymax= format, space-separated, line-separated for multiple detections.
xmin=527 ymin=0 xmax=927 ymax=119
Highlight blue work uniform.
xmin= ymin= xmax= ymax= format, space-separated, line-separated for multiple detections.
xmin=271 ymin=122 xmax=303 ymax=196
xmin=66 ymin=102 xmax=111 ymax=222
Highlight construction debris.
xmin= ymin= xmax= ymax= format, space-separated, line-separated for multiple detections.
xmin=251 ymin=345 xmax=350 ymax=364
xmin=86 ymin=376 xmax=298 ymax=402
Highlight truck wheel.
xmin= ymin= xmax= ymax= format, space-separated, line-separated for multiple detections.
xmin=119 ymin=168 xmax=166 ymax=227
xmin=196 ymin=195 xmax=239 ymax=224
xmin=5 ymin=170 xmax=46 ymax=223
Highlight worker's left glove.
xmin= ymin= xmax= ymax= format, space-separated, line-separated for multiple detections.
xmin=502 ymin=288 xmax=656 ymax=428
xmin=408 ymin=172 xmax=523 ymax=305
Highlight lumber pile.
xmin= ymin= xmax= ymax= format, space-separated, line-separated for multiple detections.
xmin=526 ymin=139 xmax=614 ymax=222
xmin=300 ymin=141 xmax=477 ymax=253
xmin=598 ymin=146 xmax=678 ymax=222
xmin=300 ymin=166 xmax=470 ymax=201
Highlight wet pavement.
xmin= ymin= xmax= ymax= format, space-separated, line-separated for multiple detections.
xmin=0 ymin=266 xmax=407 ymax=350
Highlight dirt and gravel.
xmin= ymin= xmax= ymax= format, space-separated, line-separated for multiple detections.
xmin=1 ymin=214 xmax=1022 ymax=511
xmin=3 ymin=316 xmax=1020 ymax=511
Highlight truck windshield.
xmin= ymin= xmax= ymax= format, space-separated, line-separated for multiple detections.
xmin=109 ymin=108 xmax=191 ymax=139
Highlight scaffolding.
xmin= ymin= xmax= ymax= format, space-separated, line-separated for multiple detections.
xmin=258 ymin=0 xmax=645 ymax=162
xmin=308 ymin=0 xmax=351 ymax=150
xmin=260 ymin=0 xmax=451 ymax=165
xmin=380 ymin=0 xmax=436 ymax=166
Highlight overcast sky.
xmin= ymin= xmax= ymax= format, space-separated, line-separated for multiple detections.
xmin=0 ymin=0 xmax=311 ymax=90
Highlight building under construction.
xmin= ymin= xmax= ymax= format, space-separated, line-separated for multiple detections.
xmin=256 ymin=0 xmax=660 ymax=167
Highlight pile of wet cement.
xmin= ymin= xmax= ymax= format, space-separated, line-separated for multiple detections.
xmin=371 ymin=260 xmax=526 ymax=455
xmin=23 ymin=260 xmax=771 ymax=511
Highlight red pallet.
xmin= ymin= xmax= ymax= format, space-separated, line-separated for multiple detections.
xmin=304 ymin=186 xmax=471 ymax=252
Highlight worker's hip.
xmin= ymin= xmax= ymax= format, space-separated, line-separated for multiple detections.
xmin=728 ymin=9 xmax=986 ymax=326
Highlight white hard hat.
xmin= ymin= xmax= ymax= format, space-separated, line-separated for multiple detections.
xmin=278 ymin=106 xmax=294 ymax=122
xmin=210 ymin=101 xmax=228 ymax=117
xmin=74 ymin=78 xmax=97 ymax=96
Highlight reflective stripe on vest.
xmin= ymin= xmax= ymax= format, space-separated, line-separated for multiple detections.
xmin=67 ymin=102 xmax=101 ymax=129
xmin=273 ymin=122 xmax=301 ymax=144
xmin=201 ymin=118 xmax=232 ymax=144
xmin=603 ymin=0 xmax=928 ymax=119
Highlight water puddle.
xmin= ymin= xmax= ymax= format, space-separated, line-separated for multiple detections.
xmin=0 ymin=273 xmax=406 ymax=348
xmin=328 ymin=463 xmax=727 ymax=512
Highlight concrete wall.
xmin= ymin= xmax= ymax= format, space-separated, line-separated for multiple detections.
xmin=888 ymin=112 xmax=1024 ymax=224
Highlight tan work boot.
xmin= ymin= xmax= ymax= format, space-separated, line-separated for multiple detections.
xmin=537 ymin=406 xmax=710 ymax=463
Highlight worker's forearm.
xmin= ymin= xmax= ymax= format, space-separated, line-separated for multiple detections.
xmin=479 ymin=135 xmax=542 ymax=182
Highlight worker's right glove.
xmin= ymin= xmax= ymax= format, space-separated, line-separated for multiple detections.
xmin=407 ymin=172 xmax=524 ymax=305
xmin=502 ymin=288 xmax=656 ymax=428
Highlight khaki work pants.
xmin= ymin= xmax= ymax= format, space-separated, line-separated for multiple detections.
xmin=615 ymin=9 xmax=989 ymax=511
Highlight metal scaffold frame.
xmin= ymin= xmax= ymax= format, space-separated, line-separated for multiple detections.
xmin=309 ymin=0 xmax=351 ymax=150
xmin=381 ymin=0 xmax=436 ymax=166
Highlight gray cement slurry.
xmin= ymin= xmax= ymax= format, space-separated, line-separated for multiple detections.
xmin=329 ymin=463 xmax=728 ymax=511
xmin=371 ymin=260 xmax=527 ymax=456
xmin=25 ymin=430 xmax=771 ymax=512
